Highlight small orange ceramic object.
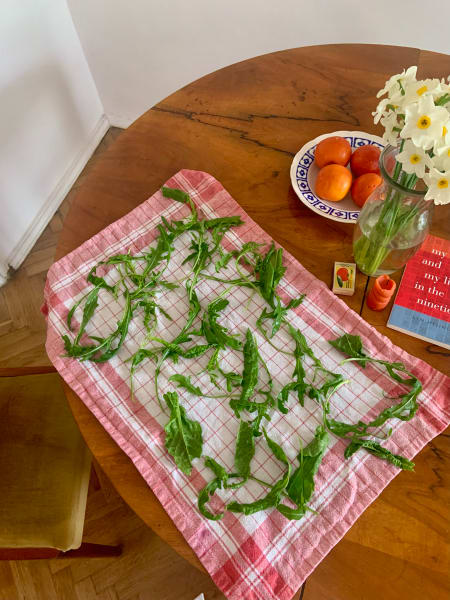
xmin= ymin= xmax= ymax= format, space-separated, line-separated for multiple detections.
xmin=367 ymin=275 xmax=396 ymax=311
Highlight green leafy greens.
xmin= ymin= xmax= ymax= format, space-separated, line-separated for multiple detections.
xmin=62 ymin=186 xmax=421 ymax=522
xmin=164 ymin=391 xmax=203 ymax=476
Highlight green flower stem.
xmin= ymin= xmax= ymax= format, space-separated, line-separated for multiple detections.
xmin=361 ymin=243 xmax=391 ymax=276
xmin=354 ymin=159 xmax=423 ymax=276
xmin=435 ymin=93 xmax=450 ymax=106
xmin=392 ymin=141 xmax=405 ymax=180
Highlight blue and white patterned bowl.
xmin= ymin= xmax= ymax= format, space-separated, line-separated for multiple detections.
xmin=290 ymin=131 xmax=385 ymax=223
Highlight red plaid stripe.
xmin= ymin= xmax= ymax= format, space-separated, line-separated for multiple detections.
xmin=44 ymin=170 xmax=450 ymax=600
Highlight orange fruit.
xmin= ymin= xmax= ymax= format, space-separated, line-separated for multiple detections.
xmin=315 ymin=164 xmax=352 ymax=202
xmin=314 ymin=136 xmax=352 ymax=168
xmin=385 ymin=154 xmax=396 ymax=176
xmin=350 ymin=145 xmax=381 ymax=177
xmin=351 ymin=173 xmax=382 ymax=208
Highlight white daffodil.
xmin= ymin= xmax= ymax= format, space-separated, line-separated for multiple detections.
xmin=372 ymin=98 xmax=390 ymax=124
xmin=377 ymin=66 xmax=417 ymax=99
xmin=424 ymin=168 xmax=450 ymax=205
xmin=432 ymin=127 xmax=450 ymax=172
xmin=436 ymin=81 xmax=450 ymax=114
xmin=440 ymin=80 xmax=450 ymax=94
xmin=400 ymin=94 xmax=449 ymax=150
xmin=396 ymin=140 xmax=432 ymax=178
xmin=380 ymin=111 xmax=401 ymax=145
xmin=432 ymin=151 xmax=450 ymax=172
xmin=372 ymin=98 xmax=403 ymax=125
xmin=400 ymin=78 xmax=443 ymax=107
xmin=433 ymin=122 xmax=450 ymax=154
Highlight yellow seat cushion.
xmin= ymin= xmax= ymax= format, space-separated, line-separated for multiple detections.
xmin=0 ymin=373 xmax=91 ymax=551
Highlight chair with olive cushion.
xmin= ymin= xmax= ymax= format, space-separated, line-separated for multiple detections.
xmin=0 ymin=366 xmax=121 ymax=560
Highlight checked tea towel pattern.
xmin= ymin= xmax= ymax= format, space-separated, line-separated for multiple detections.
xmin=44 ymin=170 xmax=449 ymax=600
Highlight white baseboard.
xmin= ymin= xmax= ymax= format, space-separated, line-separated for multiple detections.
xmin=108 ymin=113 xmax=133 ymax=129
xmin=6 ymin=114 xmax=110 ymax=272
xmin=0 ymin=262 xmax=8 ymax=286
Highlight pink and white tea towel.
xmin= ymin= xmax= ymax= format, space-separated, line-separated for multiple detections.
xmin=44 ymin=170 xmax=449 ymax=600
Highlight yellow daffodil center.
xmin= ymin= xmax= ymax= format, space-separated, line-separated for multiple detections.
xmin=409 ymin=154 xmax=421 ymax=164
xmin=447 ymin=149 xmax=450 ymax=158
xmin=417 ymin=115 xmax=431 ymax=129
xmin=416 ymin=85 xmax=428 ymax=96
xmin=437 ymin=178 xmax=448 ymax=189
xmin=443 ymin=126 xmax=448 ymax=136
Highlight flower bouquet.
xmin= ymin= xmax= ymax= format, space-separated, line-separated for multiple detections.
xmin=353 ymin=66 xmax=450 ymax=276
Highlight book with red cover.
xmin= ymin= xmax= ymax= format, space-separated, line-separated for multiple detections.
xmin=387 ymin=235 xmax=450 ymax=349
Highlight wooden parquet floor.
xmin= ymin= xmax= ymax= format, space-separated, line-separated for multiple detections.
xmin=0 ymin=128 xmax=227 ymax=600
xmin=0 ymin=127 xmax=123 ymax=368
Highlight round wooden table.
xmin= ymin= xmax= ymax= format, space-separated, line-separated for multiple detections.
xmin=57 ymin=45 xmax=450 ymax=600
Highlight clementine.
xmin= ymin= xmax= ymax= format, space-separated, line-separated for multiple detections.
xmin=315 ymin=164 xmax=352 ymax=202
xmin=314 ymin=136 xmax=352 ymax=168
xmin=351 ymin=173 xmax=382 ymax=208
xmin=350 ymin=145 xmax=381 ymax=177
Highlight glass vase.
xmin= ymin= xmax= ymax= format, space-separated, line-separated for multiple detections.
xmin=353 ymin=145 xmax=434 ymax=277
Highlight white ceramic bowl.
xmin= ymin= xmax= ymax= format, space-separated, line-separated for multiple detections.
xmin=290 ymin=130 xmax=384 ymax=223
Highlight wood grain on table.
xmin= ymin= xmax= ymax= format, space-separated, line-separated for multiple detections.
xmin=55 ymin=44 xmax=450 ymax=600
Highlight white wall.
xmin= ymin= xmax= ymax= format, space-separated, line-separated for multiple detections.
xmin=68 ymin=0 xmax=450 ymax=129
xmin=0 ymin=0 xmax=106 ymax=284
